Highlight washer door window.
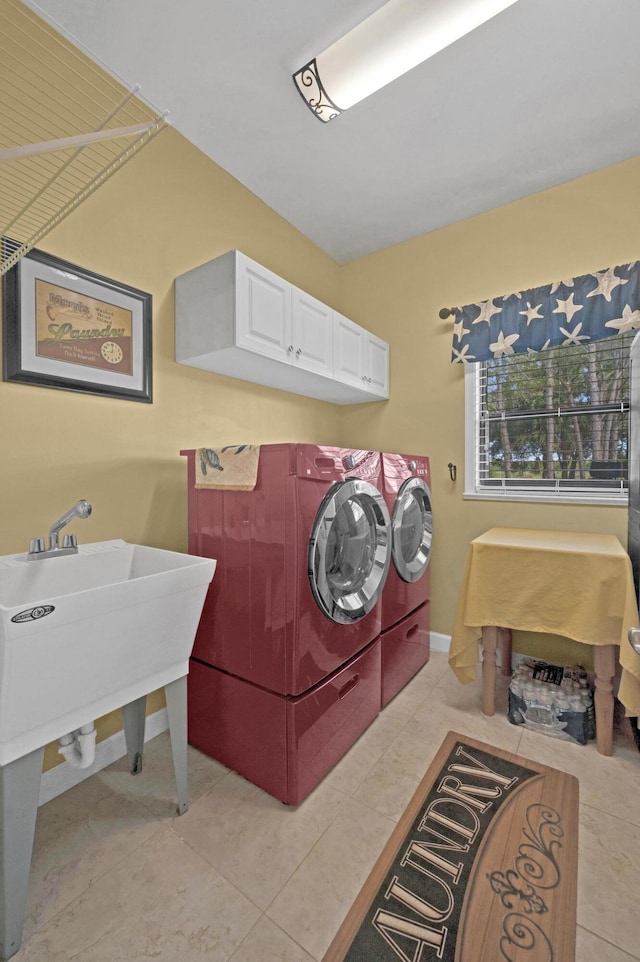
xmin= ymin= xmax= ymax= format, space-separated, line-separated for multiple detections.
xmin=391 ymin=477 xmax=432 ymax=583
xmin=309 ymin=479 xmax=391 ymax=623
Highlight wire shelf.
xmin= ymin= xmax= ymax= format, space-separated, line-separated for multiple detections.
xmin=0 ymin=0 xmax=168 ymax=275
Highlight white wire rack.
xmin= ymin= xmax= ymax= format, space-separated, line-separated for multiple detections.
xmin=0 ymin=0 xmax=169 ymax=275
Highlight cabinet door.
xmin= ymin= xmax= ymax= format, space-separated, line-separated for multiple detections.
xmin=291 ymin=288 xmax=334 ymax=377
xmin=236 ymin=253 xmax=292 ymax=362
xmin=364 ymin=332 xmax=389 ymax=398
xmin=333 ymin=313 xmax=366 ymax=388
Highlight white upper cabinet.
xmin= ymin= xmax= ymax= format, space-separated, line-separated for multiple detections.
xmin=236 ymin=254 xmax=292 ymax=362
xmin=291 ymin=287 xmax=334 ymax=378
xmin=333 ymin=313 xmax=365 ymax=388
xmin=364 ymin=330 xmax=390 ymax=397
xmin=334 ymin=313 xmax=389 ymax=399
xmin=175 ymin=250 xmax=388 ymax=404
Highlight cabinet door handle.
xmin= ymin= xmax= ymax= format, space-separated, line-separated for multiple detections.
xmin=287 ymin=344 xmax=294 ymax=353
xmin=296 ymin=347 xmax=302 ymax=356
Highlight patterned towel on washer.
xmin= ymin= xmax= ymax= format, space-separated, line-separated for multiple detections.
xmin=194 ymin=445 xmax=260 ymax=490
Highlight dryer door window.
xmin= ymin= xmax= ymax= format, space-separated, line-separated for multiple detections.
xmin=309 ymin=479 xmax=391 ymax=623
xmin=392 ymin=477 xmax=432 ymax=583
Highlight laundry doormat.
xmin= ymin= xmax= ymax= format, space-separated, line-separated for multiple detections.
xmin=323 ymin=731 xmax=579 ymax=962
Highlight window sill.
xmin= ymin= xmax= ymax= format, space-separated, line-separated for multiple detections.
xmin=463 ymin=489 xmax=628 ymax=507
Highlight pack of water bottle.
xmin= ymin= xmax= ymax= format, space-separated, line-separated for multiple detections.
xmin=507 ymin=656 xmax=595 ymax=745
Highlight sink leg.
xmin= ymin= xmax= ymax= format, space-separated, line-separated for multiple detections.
xmin=165 ymin=675 xmax=189 ymax=816
xmin=122 ymin=696 xmax=146 ymax=775
xmin=0 ymin=746 xmax=44 ymax=961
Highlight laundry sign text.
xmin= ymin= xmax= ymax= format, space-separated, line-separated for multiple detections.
xmin=342 ymin=742 xmax=538 ymax=962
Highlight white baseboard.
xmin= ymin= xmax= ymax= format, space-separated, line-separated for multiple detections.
xmin=429 ymin=631 xmax=504 ymax=667
xmin=39 ymin=708 xmax=169 ymax=807
xmin=430 ymin=631 xmax=451 ymax=653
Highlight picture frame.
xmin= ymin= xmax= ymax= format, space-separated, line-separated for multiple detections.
xmin=2 ymin=241 xmax=152 ymax=402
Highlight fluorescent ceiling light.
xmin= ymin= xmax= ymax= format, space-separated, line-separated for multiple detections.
xmin=293 ymin=0 xmax=518 ymax=123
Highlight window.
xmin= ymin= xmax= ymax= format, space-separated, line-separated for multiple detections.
xmin=464 ymin=332 xmax=633 ymax=504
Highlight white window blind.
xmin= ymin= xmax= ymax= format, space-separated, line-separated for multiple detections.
xmin=465 ymin=332 xmax=633 ymax=502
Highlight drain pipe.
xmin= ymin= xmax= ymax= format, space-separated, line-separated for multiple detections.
xmin=58 ymin=723 xmax=96 ymax=769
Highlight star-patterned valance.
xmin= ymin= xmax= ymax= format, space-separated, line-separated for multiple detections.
xmin=450 ymin=261 xmax=640 ymax=363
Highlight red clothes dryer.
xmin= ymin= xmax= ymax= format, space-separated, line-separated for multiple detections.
xmin=380 ymin=452 xmax=433 ymax=706
xmin=182 ymin=444 xmax=392 ymax=804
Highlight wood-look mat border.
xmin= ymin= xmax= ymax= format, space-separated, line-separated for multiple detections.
xmin=323 ymin=730 xmax=579 ymax=962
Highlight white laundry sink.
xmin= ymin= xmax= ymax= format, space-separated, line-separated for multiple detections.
xmin=0 ymin=539 xmax=215 ymax=766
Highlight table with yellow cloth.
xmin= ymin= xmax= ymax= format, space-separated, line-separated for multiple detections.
xmin=449 ymin=527 xmax=640 ymax=756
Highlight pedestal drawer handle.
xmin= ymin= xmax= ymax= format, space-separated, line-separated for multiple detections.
xmin=339 ymin=674 xmax=360 ymax=699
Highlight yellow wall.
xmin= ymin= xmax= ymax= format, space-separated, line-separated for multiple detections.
xmin=1 ymin=128 xmax=347 ymax=558
xmin=1 ymin=129 xmax=345 ymax=769
xmin=338 ymin=156 xmax=640 ymax=639
xmin=4 ymin=86 xmax=640 ymax=769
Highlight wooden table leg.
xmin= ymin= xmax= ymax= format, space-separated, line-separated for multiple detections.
xmin=499 ymin=627 xmax=513 ymax=676
xmin=593 ymin=644 xmax=616 ymax=757
xmin=481 ymin=626 xmax=498 ymax=716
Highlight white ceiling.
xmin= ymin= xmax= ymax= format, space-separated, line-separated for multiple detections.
xmin=23 ymin=0 xmax=640 ymax=264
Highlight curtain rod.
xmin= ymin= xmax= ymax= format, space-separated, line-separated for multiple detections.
xmin=439 ymin=307 xmax=456 ymax=319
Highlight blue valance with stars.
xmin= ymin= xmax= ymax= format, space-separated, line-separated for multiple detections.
xmin=450 ymin=261 xmax=640 ymax=364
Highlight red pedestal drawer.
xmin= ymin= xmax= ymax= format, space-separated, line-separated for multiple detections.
xmin=287 ymin=638 xmax=380 ymax=804
xmin=188 ymin=658 xmax=287 ymax=799
xmin=380 ymin=601 xmax=430 ymax=708
xmin=187 ymin=637 xmax=381 ymax=805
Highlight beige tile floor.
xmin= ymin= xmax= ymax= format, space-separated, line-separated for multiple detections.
xmin=13 ymin=651 xmax=640 ymax=961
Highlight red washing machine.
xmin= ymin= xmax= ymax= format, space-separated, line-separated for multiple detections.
xmin=380 ymin=452 xmax=433 ymax=707
xmin=182 ymin=444 xmax=391 ymax=804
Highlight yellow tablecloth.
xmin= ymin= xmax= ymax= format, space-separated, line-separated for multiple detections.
xmin=449 ymin=527 xmax=640 ymax=716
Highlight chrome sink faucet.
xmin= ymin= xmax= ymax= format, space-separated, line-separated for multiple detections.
xmin=28 ymin=500 xmax=92 ymax=560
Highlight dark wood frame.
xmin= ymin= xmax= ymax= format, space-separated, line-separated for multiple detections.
xmin=2 ymin=242 xmax=152 ymax=402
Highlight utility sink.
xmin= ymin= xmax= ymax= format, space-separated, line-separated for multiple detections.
xmin=0 ymin=539 xmax=216 ymax=766
xmin=0 ymin=538 xmax=216 ymax=961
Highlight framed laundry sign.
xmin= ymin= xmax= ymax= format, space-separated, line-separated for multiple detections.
xmin=2 ymin=241 xmax=152 ymax=402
